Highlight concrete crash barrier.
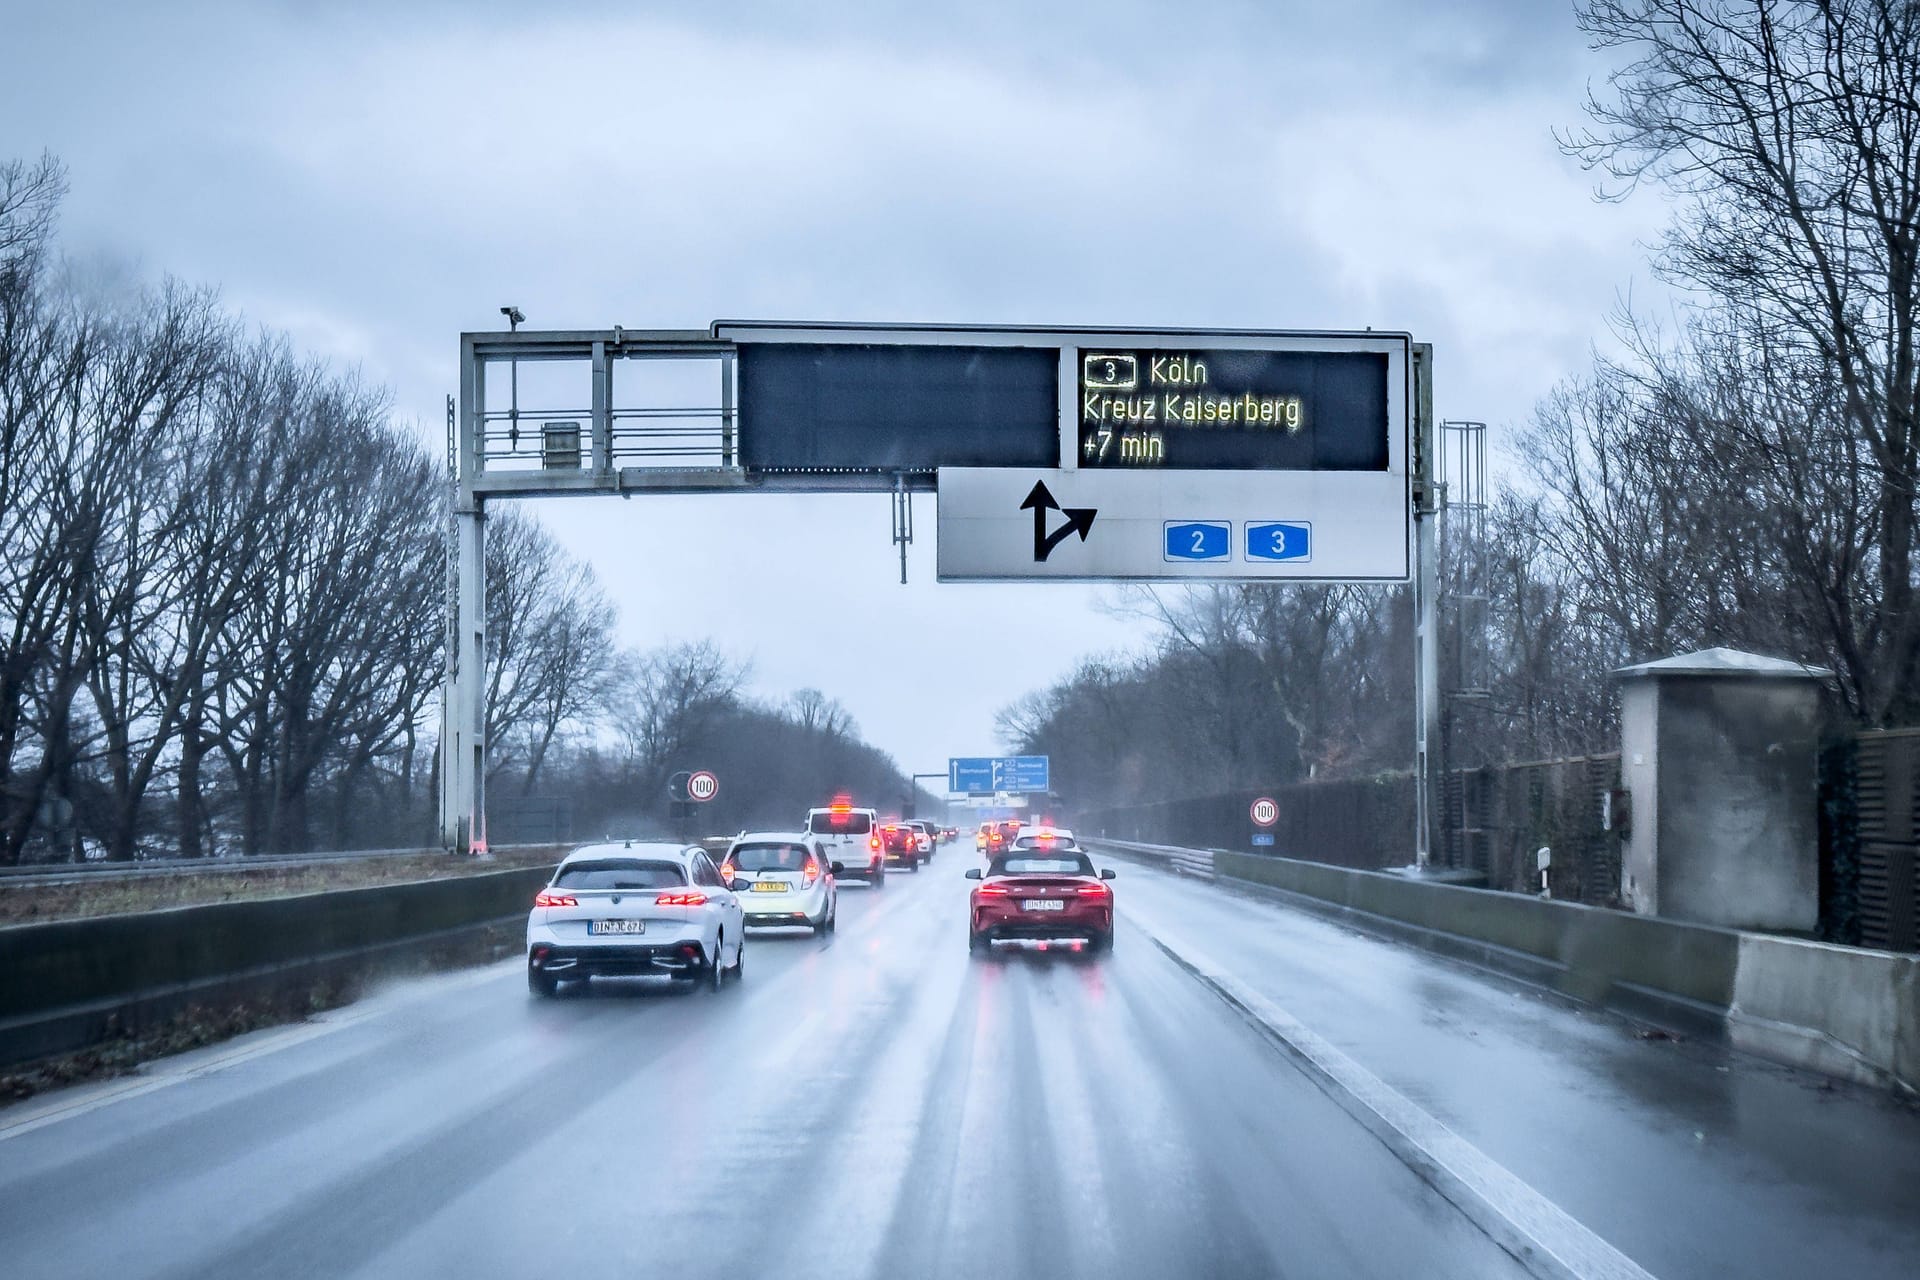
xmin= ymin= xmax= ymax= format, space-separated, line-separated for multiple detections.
xmin=1728 ymin=934 xmax=1919 ymax=1096
xmin=1198 ymin=849 xmax=1918 ymax=1096
xmin=0 ymin=866 xmax=555 ymax=1068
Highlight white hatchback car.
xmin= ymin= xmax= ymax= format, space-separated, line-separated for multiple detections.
xmin=526 ymin=842 xmax=747 ymax=997
xmin=722 ymin=832 xmax=837 ymax=934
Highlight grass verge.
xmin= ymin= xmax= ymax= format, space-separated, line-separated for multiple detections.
xmin=0 ymin=849 xmax=563 ymax=926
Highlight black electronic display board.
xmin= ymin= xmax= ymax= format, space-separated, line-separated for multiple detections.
xmin=1077 ymin=348 xmax=1387 ymax=470
xmin=738 ymin=343 xmax=1058 ymax=474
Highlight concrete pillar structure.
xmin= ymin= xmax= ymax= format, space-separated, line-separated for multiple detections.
xmin=1616 ymin=648 xmax=1830 ymax=932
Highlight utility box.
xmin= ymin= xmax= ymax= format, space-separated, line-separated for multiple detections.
xmin=541 ymin=420 xmax=582 ymax=470
xmin=1616 ymin=648 xmax=1829 ymax=932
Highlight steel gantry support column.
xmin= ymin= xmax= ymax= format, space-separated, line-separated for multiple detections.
xmin=441 ymin=338 xmax=488 ymax=852
xmin=1411 ymin=344 xmax=1441 ymax=871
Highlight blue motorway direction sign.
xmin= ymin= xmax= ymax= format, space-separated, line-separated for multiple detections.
xmin=1251 ymin=833 xmax=1276 ymax=847
xmin=949 ymin=755 xmax=1051 ymax=795
xmin=1164 ymin=521 xmax=1230 ymax=562
xmin=1246 ymin=521 xmax=1311 ymax=562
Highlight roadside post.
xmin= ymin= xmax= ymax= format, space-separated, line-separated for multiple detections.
xmin=1250 ymin=796 xmax=1279 ymax=851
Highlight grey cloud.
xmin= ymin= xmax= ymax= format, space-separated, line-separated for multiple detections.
xmin=0 ymin=0 xmax=1638 ymax=767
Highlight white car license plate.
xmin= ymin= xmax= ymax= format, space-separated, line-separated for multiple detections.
xmin=1022 ymin=899 xmax=1065 ymax=911
xmin=752 ymin=881 xmax=790 ymax=893
xmin=590 ymin=919 xmax=646 ymax=935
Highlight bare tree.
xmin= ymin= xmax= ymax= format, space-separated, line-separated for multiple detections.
xmin=787 ymin=688 xmax=857 ymax=740
xmin=1565 ymin=0 xmax=1920 ymax=720
xmin=0 ymin=152 xmax=63 ymax=284
xmin=614 ymin=640 xmax=747 ymax=801
xmin=74 ymin=283 xmax=229 ymax=858
xmin=480 ymin=507 xmax=619 ymax=795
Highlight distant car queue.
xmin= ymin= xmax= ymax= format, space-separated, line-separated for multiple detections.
xmin=525 ymin=799 xmax=1113 ymax=996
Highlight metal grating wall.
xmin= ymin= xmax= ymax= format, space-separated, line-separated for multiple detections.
xmin=1081 ymin=754 xmax=1624 ymax=904
xmin=1851 ymin=730 xmax=1920 ymax=952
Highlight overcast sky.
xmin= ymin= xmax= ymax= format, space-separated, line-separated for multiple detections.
xmin=2 ymin=0 xmax=1667 ymax=778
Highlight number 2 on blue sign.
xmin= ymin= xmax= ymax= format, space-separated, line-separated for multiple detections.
xmin=1164 ymin=521 xmax=1230 ymax=562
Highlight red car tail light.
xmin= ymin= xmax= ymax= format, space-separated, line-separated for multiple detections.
xmin=803 ymin=859 xmax=821 ymax=885
xmin=720 ymin=861 xmax=736 ymax=879
xmin=654 ymin=892 xmax=709 ymax=907
xmin=533 ymin=890 xmax=577 ymax=908
xmin=977 ymin=884 xmax=1010 ymax=896
xmin=1077 ymin=884 xmax=1110 ymax=896
xmin=869 ymin=834 xmax=881 ymax=850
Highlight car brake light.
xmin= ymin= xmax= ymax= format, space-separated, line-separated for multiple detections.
xmin=655 ymin=892 xmax=709 ymax=907
xmin=978 ymin=885 xmax=1010 ymax=896
xmin=534 ymin=890 xmax=577 ymax=908
xmin=1077 ymin=884 xmax=1110 ymax=896
xmin=803 ymin=858 xmax=820 ymax=884
xmin=869 ymin=834 xmax=880 ymax=850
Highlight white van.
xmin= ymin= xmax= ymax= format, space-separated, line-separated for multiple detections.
xmin=804 ymin=801 xmax=886 ymax=885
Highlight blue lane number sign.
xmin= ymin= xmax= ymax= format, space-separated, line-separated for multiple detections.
xmin=1164 ymin=521 xmax=1231 ymax=562
xmin=1246 ymin=521 xmax=1312 ymax=562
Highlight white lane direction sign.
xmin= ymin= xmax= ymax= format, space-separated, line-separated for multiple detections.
xmin=937 ymin=468 xmax=1409 ymax=582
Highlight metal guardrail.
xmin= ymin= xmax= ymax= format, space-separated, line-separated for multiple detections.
xmin=1085 ymin=837 xmax=1217 ymax=881
xmin=0 ymin=843 xmax=556 ymax=888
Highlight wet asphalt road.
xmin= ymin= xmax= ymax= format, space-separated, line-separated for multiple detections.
xmin=1 ymin=848 xmax=1916 ymax=1279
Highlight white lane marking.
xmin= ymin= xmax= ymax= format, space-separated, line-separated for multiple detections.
xmin=1124 ymin=903 xmax=1657 ymax=1280
xmin=0 ymin=958 xmax=519 ymax=1142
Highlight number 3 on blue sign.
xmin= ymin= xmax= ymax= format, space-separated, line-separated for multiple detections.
xmin=1245 ymin=521 xmax=1311 ymax=562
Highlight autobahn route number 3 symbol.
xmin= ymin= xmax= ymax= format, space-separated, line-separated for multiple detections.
xmin=1250 ymin=797 xmax=1278 ymax=828
xmin=688 ymin=770 xmax=720 ymax=802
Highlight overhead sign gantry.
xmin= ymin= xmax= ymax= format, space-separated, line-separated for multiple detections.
xmin=443 ymin=321 xmax=1438 ymax=864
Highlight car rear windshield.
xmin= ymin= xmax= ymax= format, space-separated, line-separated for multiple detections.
xmin=808 ymin=811 xmax=872 ymax=836
xmin=553 ymin=859 xmax=686 ymax=890
xmin=994 ymin=855 xmax=1095 ymax=876
xmin=730 ymin=843 xmax=814 ymax=872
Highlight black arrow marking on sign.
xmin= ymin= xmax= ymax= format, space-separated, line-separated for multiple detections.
xmin=1020 ymin=480 xmax=1097 ymax=563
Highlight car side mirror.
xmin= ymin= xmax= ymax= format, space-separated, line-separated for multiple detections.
xmin=830 ymin=861 xmax=845 ymax=876
xmin=964 ymin=867 xmax=983 ymax=880
xmin=1099 ymin=868 xmax=1116 ymax=880
xmin=726 ymin=877 xmax=747 ymax=892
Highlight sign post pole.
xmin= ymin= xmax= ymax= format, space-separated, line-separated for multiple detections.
xmin=1412 ymin=344 xmax=1439 ymax=872
xmin=441 ymin=338 xmax=487 ymax=854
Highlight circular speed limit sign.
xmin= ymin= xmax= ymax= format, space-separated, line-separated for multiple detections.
xmin=1250 ymin=797 xmax=1278 ymax=828
xmin=687 ymin=770 xmax=719 ymax=802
